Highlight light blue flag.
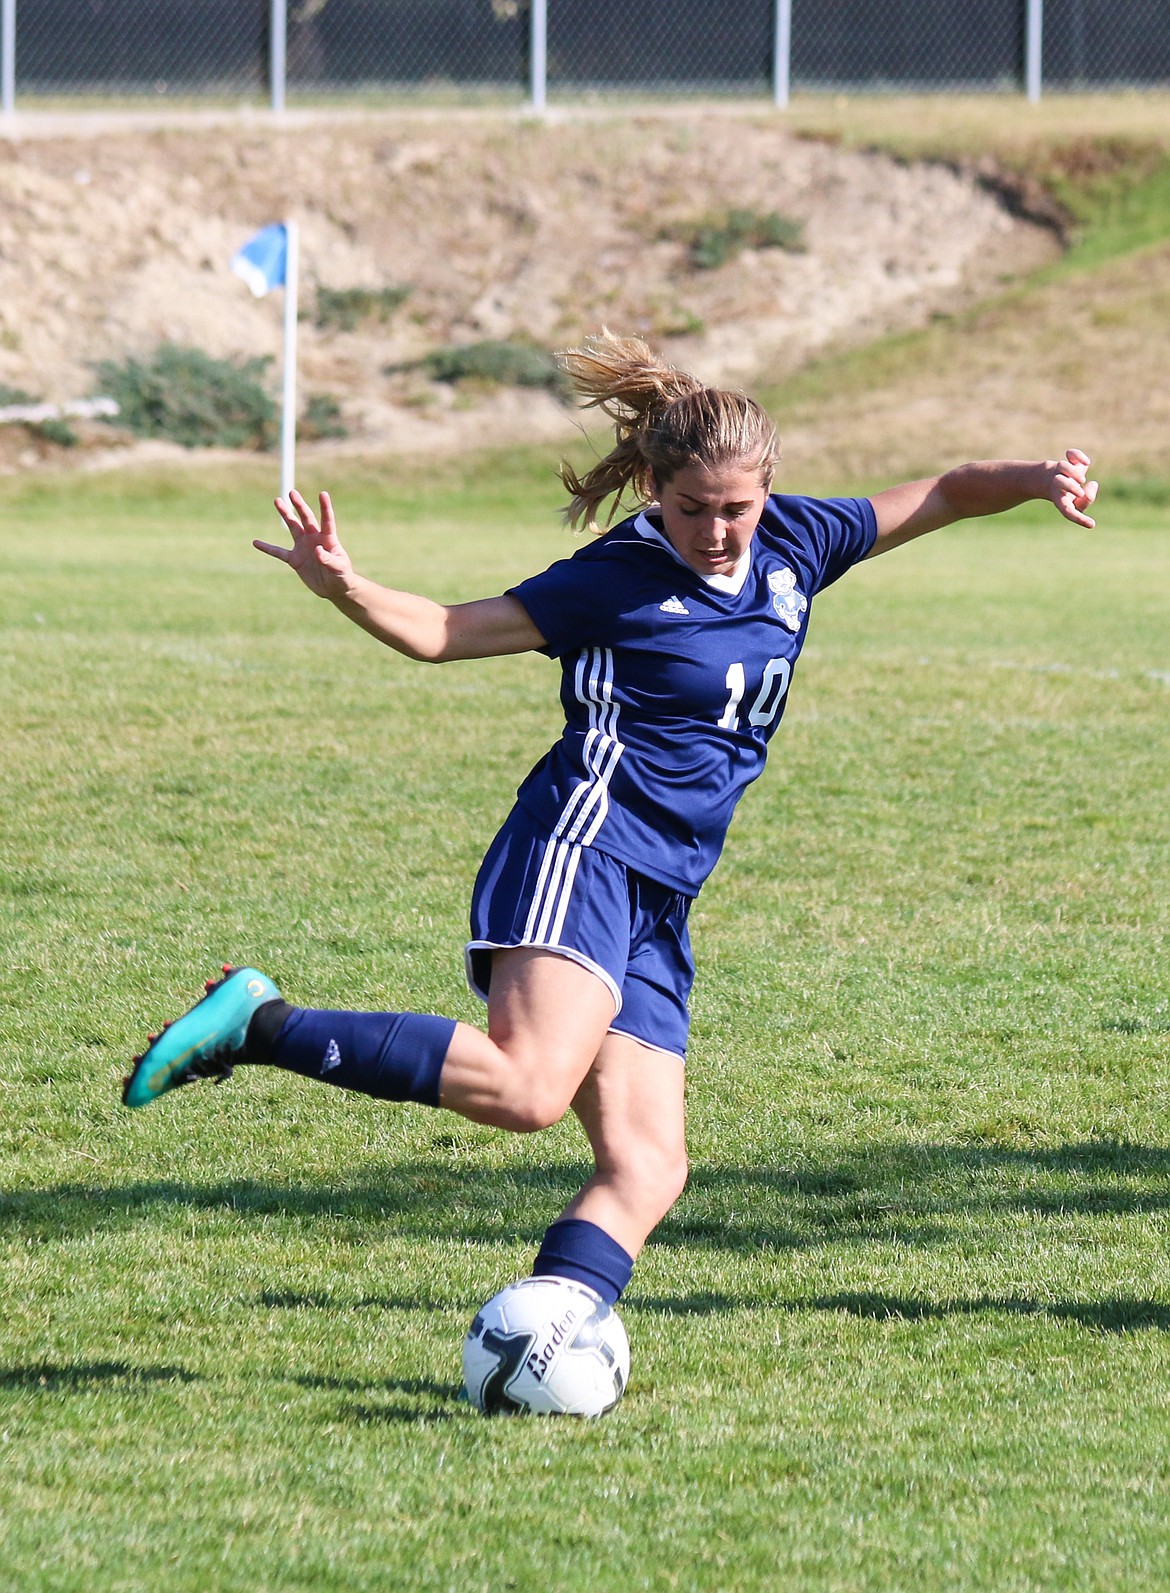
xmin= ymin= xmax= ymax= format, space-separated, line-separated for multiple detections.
xmin=231 ymin=223 xmax=288 ymax=298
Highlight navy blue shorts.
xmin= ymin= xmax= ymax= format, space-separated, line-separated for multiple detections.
xmin=466 ymin=805 xmax=694 ymax=1061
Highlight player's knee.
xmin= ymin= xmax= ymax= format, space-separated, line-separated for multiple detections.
xmin=613 ymin=1142 xmax=688 ymax=1223
xmin=486 ymin=1041 xmax=587 ymax=1133
xmin=495 ymin=1097 xmax=570 ymax=1134
xmin=648 ymin=1147 xmax=689 ymax=1217
xmin=663 ymin=1148 xmax=690 ymax=1208
xmin=492 ymin=1075 xmax=577 ymax=1134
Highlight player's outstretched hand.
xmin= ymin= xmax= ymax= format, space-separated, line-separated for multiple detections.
xmin=1049 ymin=448 xmax=1098 ymax=529
xmin=254 ymin=490 xmax=357 ymax=601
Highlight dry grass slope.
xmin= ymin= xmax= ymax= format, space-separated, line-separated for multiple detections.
xmin=772 ymin=242 xmax=1170 ymax=489
xmin=0 ymin=93 xmax=1167 ymax=487
xmin=0 ymin=106 xmax=1053 ymax=472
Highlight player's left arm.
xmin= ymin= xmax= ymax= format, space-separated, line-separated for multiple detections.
xmin=865 ymin=448 xmax=1099 ymax=558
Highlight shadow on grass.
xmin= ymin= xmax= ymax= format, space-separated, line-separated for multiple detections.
xmin=292 ymin=1372 xmax=459 ymax=1398
xmin=0 ymin=1360 xmax=462 ymax=1419
xmin=630 ymin=1292 xmax=1170 ymax=1333
xmin=292 ymin=1372 xmax=465 ymax=1424
xmin=338 ymin=1398 xmax=460 ymax=1426
xmin=794 ymin=1292 xmax=1170 ymax=1335
xmin=5 ymin=1139 xmax=1170 ymax=1257
xmin=260 ymin=1289 xmax=444 ymax=1312
xmin=633 ymin=1293 xmax=740 ymax=1316
xmin=0 ymin=1361 xmax=201 ymax=1390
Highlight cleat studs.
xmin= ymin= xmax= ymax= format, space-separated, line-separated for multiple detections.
xmin=222 ymin=964 xmax=232 ymax=975
xmin=147 ymin=1033 xmax=158 ymax=1044
xmin=205 ymin=980 xmax=215 ymax=993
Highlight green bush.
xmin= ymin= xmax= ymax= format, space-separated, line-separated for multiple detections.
xmin=420 ymin=340 xmax=564 ymax=392
xmin=315 ymin=284 xmax=411 ymax=332
xmin=0 ymin=385 xmax=77 ymax=446
xmin=667 ymin=208 xmax=806 ymax=271
xmin=31 ymin=418 xmax=79 ymax=448
xmin=300 ymin=394 xmax=348 ymax=441
xmin=94 ymin=344 xmax=276 ymax=450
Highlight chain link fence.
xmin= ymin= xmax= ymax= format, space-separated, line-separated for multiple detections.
xmin=8 ymin=0 xmax=270 ymax=99
xmin=795 ymin=0 xmax=1024 ymax=91
xmin=2 ymin=0 xmax=1168 ymax=110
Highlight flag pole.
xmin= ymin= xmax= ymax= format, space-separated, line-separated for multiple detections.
xmin=1 ymin=0 xmax=16 ymax=120
xmin=280 ymin=218 xmax=298 ymax=501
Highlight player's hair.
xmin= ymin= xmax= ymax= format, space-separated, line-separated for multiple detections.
xmin=557 ymin=329 xmax=780 ymax=533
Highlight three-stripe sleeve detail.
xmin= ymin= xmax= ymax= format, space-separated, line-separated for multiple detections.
xmin=554 ymin=647 xmax=623 ymax=848
xmin=516 ymin=647 xmax=623 ymax=951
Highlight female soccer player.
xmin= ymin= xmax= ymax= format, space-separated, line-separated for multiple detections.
xmin=122 ymin=331 xmax=1098 ymax=1308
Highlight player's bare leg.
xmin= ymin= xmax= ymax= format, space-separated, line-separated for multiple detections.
xmin=558 ymin=1034 xmax=688 ymax=1259
xmin=438 ymin=946 xmax=617 ymax=1133
xmin=123 ymin=947 xmax=615 ymax=1134
xmin=121 ymin=949 xmax=657 ymax=1302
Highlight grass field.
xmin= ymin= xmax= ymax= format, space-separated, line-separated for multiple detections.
xmin=2 ymin=446 xmax=1169 ymax=1590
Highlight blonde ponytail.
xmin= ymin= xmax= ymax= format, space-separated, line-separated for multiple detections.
xmin=557 ymin=329 xmax=779 ymax=533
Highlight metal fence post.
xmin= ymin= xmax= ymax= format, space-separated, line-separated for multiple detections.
xmin=1025 ymin=0 xmax=1043 ymax=101
xmin=271 ymin=0 xmax=287 ymax=113
xmin=773 ymin=0 xmax=791 ymax=109
xmin=530 ymin=0 xmax=547 ymax=113
xmin=1 ymin=0 xmax=15 ymax=119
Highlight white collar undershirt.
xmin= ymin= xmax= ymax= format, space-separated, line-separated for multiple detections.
xmin=633 ymin=511 xmax=753 ymax=596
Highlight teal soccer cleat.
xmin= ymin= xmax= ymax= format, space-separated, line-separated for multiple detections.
xmin=122 ymin=965 xmax=282 ymax=1109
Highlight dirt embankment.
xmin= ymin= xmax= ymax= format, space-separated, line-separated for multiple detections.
xmin=0 ymin=110 xmax=1057 ymax=473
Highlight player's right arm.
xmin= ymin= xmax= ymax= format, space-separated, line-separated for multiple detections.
xmin=254 ymin=489 xmax=545 ymax=662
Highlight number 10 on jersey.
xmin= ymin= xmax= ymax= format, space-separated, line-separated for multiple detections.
xmin=718 ymin=657 xmax=792 ymax=731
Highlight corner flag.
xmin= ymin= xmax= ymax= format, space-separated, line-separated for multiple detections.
xmin=230 ymin=223 xmax=289 ymax=298
xmin=231 ymin=220 xmax=300 ymax=499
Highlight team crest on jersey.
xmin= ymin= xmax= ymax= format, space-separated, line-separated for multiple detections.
xmin=767 ymin=568 xmax=808 ymax=632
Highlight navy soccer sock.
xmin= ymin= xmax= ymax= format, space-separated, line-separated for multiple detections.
xmin=532 ymin=1218 xmax=634 ymax=1304
xmin=247 ymin=1001 xmax=456 ymax=1108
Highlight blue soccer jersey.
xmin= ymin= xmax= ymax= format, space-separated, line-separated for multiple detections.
xmin=508 ymin=493 xmax=877 ymax=895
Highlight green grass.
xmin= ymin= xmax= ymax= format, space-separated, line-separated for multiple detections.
xmin=2 ymin=458 xmax=1169 ymax=1589
xmin=5 ymin=98 xmax=1170 ymax=1583
xmin=1030 ymin=150 xmax=1170 ymax=278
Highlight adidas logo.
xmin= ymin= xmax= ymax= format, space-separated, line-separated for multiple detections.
xmin=321 ymin=1038 xmax=342 ymax=1074
xmin=659 ymin=596 xmax=690 ymax=615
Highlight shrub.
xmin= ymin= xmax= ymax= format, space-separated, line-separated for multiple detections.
xmin=420 ymin=340 xmax=564 ymax=392
xmin=0 ymin=386 xmax=77 ymax=447
xmin=652 ymin=307 xmax=706 ymax=338
xmin=31 ymin=418 xmax=79 ymax=448
xmin=315 ymin=284 xmax=411 ymax=332
xmin=94 ymin=344 xmax=275 ymax=450
xmin=301 ymin=394 xmax=348 ymax=441
xmin=667 ymin=208 xmax=806 ymax=271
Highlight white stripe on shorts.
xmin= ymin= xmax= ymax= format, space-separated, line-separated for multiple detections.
xmin=527 ymin=837 xmax=580 ymax=945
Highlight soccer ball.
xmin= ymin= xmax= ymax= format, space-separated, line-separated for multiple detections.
xmin=462 ymin=1275 xmax=630 ymax=1417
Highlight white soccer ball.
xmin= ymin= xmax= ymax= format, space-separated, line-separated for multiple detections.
xmin=462 ymin=1275 xmax=630 ymax=1417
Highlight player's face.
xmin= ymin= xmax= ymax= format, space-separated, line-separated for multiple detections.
xmin=654 ymin=462 xmax=769 ymax=578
